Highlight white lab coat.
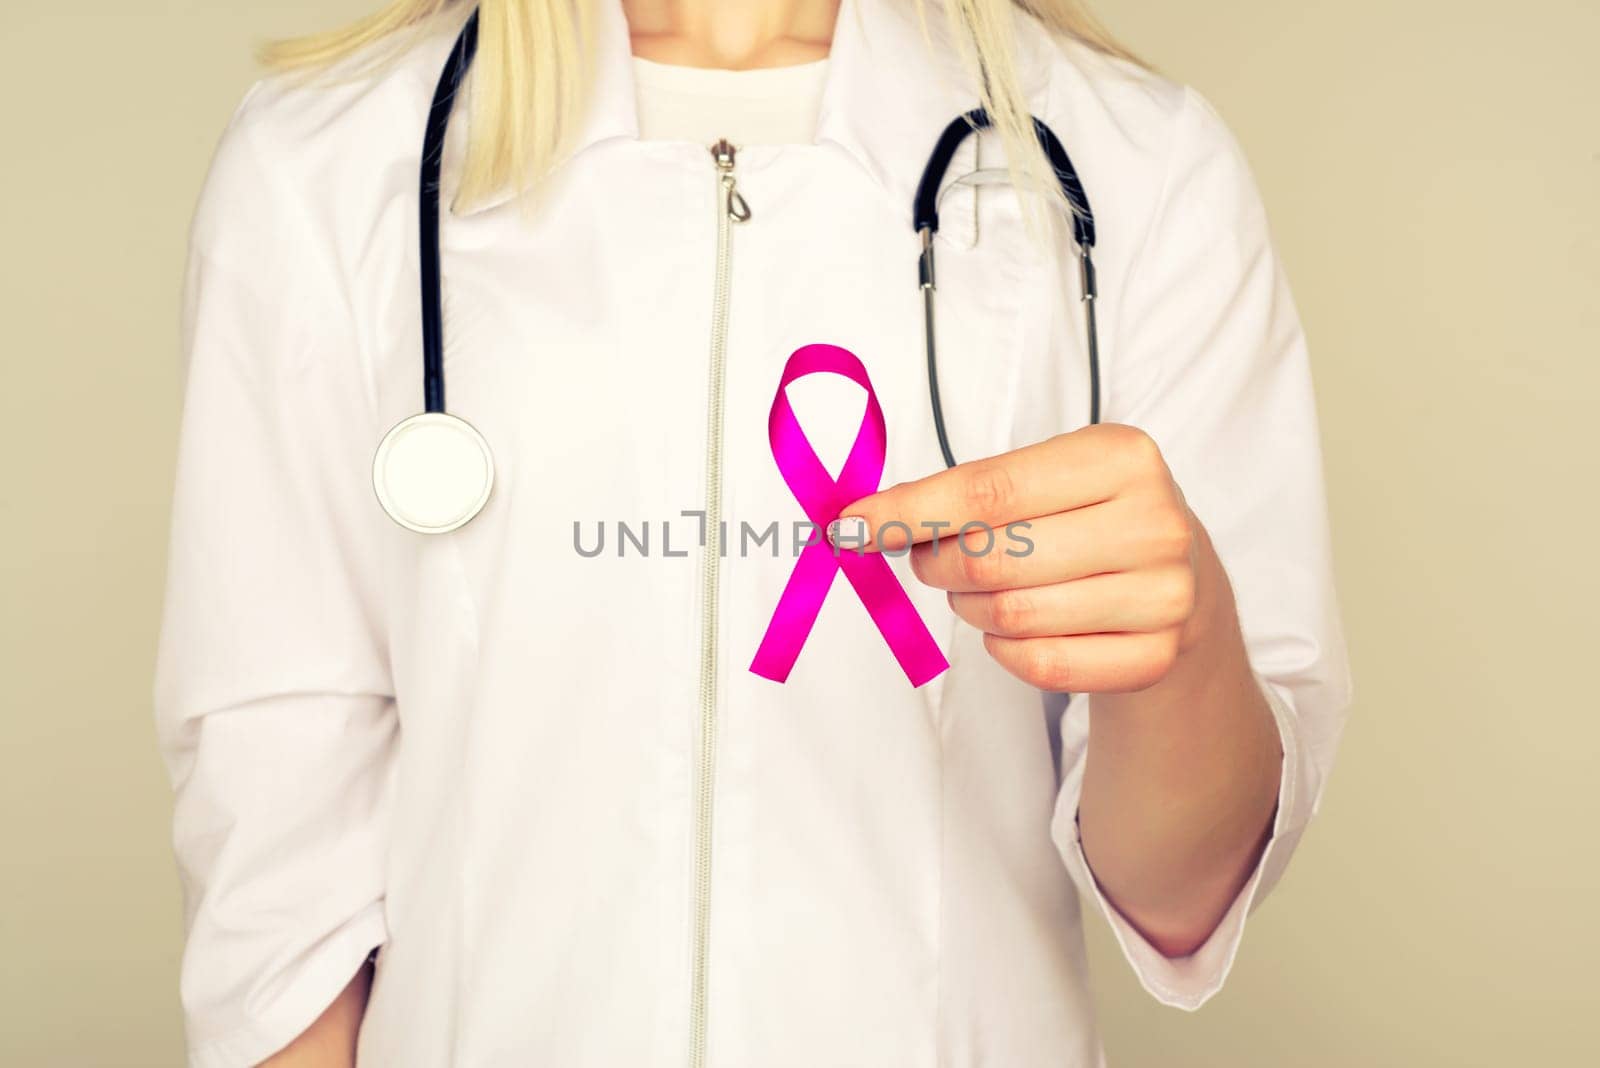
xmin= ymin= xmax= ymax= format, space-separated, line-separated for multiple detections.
xmin=153 ymin=0 xmax=1353 ymax=1064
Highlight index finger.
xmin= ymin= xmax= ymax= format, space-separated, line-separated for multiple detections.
xmin=834 ymin=428 xmax=1128 ymax=553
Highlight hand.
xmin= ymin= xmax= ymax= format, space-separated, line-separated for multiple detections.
xmin=836 ymin=423 xmax=1226 ymax=693
xmin=839 ymin=423 xmax=1282 ymax=956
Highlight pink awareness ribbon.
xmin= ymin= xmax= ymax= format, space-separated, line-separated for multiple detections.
xmin=749 ymin=344 xmax=950 ymax=688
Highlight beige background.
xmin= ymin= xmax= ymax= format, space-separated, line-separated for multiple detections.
xmin=2 ymin=0 xmax=1596 ymax=1064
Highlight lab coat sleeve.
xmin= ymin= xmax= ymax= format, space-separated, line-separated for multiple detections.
xmin=152 ymin=82 xmax=397 ymax=1067
xmin=1048 ymin=84 xmax=1354 ymax=1010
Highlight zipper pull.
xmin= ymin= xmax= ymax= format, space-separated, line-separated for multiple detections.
xmin=710 ymin=138 xmax=751 ymax=223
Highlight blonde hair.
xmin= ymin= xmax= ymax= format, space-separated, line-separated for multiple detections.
xmin=261 ymin=0 xmax=1146 ymax=227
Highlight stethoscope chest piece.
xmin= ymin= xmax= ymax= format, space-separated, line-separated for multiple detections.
xmin=372 ymin=411 xmax=494 ymax=535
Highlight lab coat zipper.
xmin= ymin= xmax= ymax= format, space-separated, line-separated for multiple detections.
xmin=689 ymin=137 xmax=749 ymax=1068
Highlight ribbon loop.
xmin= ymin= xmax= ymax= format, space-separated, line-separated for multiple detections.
xmin=749 ymin=344 xmax=950 ymax=688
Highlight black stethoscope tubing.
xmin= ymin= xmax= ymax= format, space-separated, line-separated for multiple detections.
xmin=414 ymin=9 xmax=1100 ymax=470
xmin=419 ymin=10 xmax=479 ymax=415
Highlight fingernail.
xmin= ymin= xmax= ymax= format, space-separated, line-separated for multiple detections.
xmin=827 ymin=515 xmax=870 ymax=549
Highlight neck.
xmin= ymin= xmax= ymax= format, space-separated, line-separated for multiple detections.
xmin=622 ymin=0 xmax=840 ymax=68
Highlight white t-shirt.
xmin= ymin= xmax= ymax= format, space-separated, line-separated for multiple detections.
xmin=631 ymin=54 xmax=831 ymax=145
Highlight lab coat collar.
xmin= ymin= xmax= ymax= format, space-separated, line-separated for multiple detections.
xmin=447 ymin=0 xmax=1055 ymax=220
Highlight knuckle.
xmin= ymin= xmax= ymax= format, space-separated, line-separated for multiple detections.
xmin=1150 ymin=510 xmax=1194 ymax=560
xmin=959 ymin=541 xmax=1007 ymax=588
xmin=908 ymin=543 xmax=933 ymax=583
xmin=1154 ymin=631 xmax=1182 ymax=674
xmin=1114 ymin=427 xmax=1172 ymax=490
xmin=989 ymin=590 xmax=1035 ymax=634
xmin=1135 ymin=631 xmax=1181 ymax=688
xmin=990 ymin=634 xmax=1073 ymax=692
xmin=1159 ymin=568 xmax=1197 ymax=623
xmin=1104 ymin=422 xmax=1160 ymax=465
xmin=1027 ymin=645 xmax=1074 ymax=692
xmin=964 ymin=464 xmax=1016 ymax=515
xmin=1124 ymin=425 xmax=1164 ymax=465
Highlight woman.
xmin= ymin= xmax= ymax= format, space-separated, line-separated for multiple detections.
xmin=153 ymin=0 xmax=1352 ymax=1064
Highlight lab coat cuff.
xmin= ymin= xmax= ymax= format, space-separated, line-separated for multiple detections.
xmin=1053 ymin=670 xmax=1314 ymax=1010
xmin=185 ymin=900 xmax=387 ymax=1068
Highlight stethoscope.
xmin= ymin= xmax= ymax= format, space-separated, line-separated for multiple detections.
xmin=372 ymin=9 xmax=1100 ymax=534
